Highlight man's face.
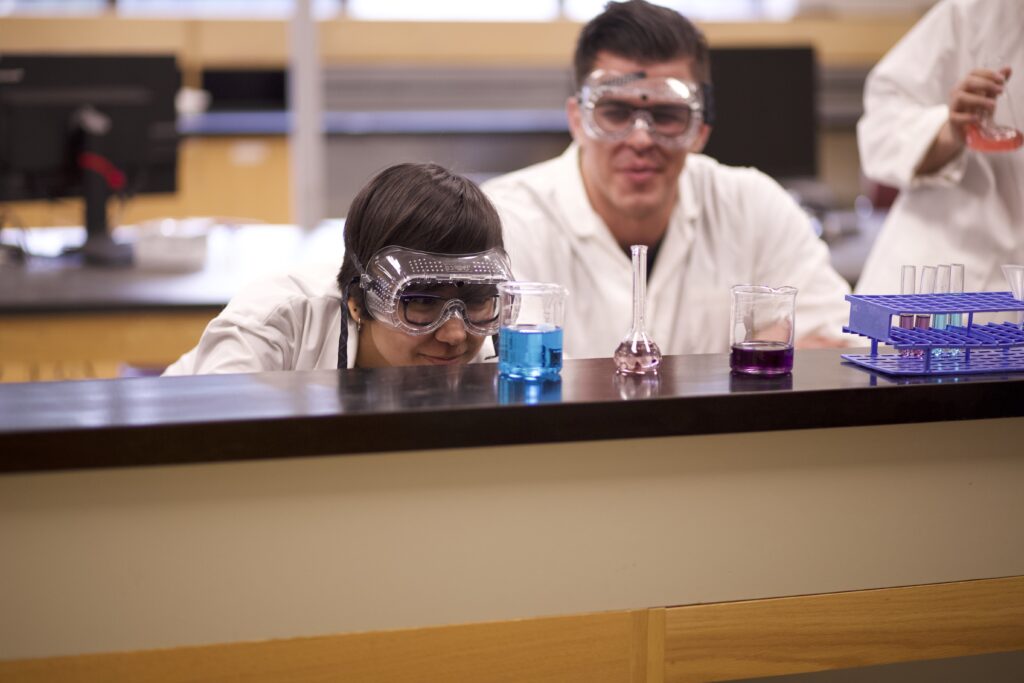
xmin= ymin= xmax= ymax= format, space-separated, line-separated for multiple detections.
xmin=568 ymin=52 xmax=709 ymax=225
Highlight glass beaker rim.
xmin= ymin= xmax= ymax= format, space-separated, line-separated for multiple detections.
xmin=731 ymin=284 xmax=798 ymax=296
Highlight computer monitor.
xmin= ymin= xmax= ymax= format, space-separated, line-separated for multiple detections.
xmin=0 ymin=54 xmax=179 ymax=266
xmin=703 ymin=47 xmax=818 ymax=180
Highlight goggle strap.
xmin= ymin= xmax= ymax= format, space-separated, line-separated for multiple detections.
xmin=347 ymin=250 xmax=370 ymax=281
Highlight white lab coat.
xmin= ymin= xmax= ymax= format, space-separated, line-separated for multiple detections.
xmin=483 ymin=144 xmax=851 ymax=358
xmin=163 ymin=260 xmax=496 ymax=375
xmin=855 ymin=0 xmax=1024 ymax=295
xmin=163 ymin=261 xmax=354 ymax=374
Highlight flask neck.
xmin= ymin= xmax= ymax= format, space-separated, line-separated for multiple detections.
xmin=630 ymin=245 xmax=648 ymax=333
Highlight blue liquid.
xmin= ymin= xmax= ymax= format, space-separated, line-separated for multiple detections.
xmin=498 ymin=376 xmax=562 ymax=404
xmin=499 ymin=325 xmax=563 ymax=380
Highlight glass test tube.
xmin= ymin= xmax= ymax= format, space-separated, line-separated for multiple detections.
xmin=931 ymin=264 xmax=951 ymax=358
xmin=897 ymin=265 xmax=916 ymax=358
xmin=948 ymin=263 xmax=965 ymax=357
xmin=1003 ymin=264 xmax=1024 ymax=330
xmin=916 ymin=266 xmax=936 ymax=333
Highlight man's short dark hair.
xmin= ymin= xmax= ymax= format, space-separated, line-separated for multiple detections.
xmin=573 ymin=0 xmax=710 ymax=89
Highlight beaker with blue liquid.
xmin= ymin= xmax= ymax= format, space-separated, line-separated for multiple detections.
xmin=497 ymin=281 xmax=567 ymax=381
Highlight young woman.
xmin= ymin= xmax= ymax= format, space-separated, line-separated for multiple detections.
xmin=164 ymin=163 xmax=512 ymax=374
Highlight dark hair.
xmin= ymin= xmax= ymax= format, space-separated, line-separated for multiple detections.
xmin=573 ymin=0 xmax=710 ymax=89
xmin=336 ymin=162 xmax=504 ymax=315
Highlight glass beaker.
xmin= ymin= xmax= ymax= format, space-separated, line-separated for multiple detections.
xmin=498 ymin=281 xmax=567 ymax=381
xmin=729 ymin=285 xmax=797 ymax=376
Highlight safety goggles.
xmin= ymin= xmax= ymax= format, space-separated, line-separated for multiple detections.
xmin=354 ymin=246 xmax=514 ymax=336
xmin=578 ymin=70 xmax=704 ymax=149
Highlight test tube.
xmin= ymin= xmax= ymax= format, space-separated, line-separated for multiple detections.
xmin=916 ymin=266 xmax=936 ymax=332
xmin=931 ymin=265 xmax=951 ymax=358
xmin=897 ymin=265 xmax=916 ymax=358
xmin=1004 ymin=264 xmax=1024 ymax=330
xmin=948 ymin=263 xmax=965 ymax=357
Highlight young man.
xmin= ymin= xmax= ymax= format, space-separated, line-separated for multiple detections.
xmin=483 ymin=0 xmax=851 ymax=359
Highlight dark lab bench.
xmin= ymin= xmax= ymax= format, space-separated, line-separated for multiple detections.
xmin=2 ymin=348 xmax=1022 ymax=473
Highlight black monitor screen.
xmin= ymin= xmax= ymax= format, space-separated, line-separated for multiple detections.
xmin=0 ymin=54 xmax=179 ymax=264
xmin=202 ymin=68 xmax=287 ymax=112
xmin=702 ymin=47 xmax=818 ymax=180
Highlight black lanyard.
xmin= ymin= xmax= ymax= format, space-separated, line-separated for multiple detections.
xmin=337 ymin=290 xmax=352 ymax=369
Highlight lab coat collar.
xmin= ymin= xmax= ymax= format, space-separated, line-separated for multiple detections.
xmin=677 ymin=156 xmax=702 ymax=226
xmin=557 ymin=143 xmax=700 ymax=282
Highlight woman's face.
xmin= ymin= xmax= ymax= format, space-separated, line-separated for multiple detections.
xmin=349 ymin=298 xmax=487 ymax=368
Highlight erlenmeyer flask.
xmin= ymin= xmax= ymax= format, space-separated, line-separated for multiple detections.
xmin=966 ymin=54 xmax=1023 ymax=152
xmin=613 ymin=245 xmax=662 ymax=375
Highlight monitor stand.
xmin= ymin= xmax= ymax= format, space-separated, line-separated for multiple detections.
xmin=80 ymin=231 xmax=133 ymax=267
xmin=66 ymin=106 xmax=134 ymax=267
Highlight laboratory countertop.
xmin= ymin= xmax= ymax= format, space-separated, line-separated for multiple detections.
xmin=2 ymin=349 xmax=1022 ymax=474
xmin=0 ymin=222 xmax=344 ymax=314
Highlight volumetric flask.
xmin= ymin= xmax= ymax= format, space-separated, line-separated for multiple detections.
xmin=498 ymin=281 xmax=567 ymax=381
xmin=613 ymin=244 xmax=662 ymax=375
xmin=729 ymin=285 xmax=797 ymax=376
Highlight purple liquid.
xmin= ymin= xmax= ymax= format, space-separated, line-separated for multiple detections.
xmin=730 ymin=341 xmax=794 ymax=376
xmin=898 ymin=313 xmax=915 ymax=358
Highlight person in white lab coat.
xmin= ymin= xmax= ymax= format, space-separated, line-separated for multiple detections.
xmin=855 ymin=0 xmax=1024 ymax=295
xmin=164 ymin=163 xmax=512 ymax=375
xmin=482 ymin=0 xmax=851 ymax=359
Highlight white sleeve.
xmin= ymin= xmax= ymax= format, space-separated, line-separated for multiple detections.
xmin=162 ymin=282 xmax=304 ymax=376
xmin=161 ymin=308 xmax=296 ymax=376
xmin=857 ymin=0 xmax=967 ymax=189
xmin=749 ymin=174 xmax=852 ymax=342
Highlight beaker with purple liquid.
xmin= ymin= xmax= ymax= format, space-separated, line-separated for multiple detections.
xmin=729 ymin=285 xmax=797 ymax=376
